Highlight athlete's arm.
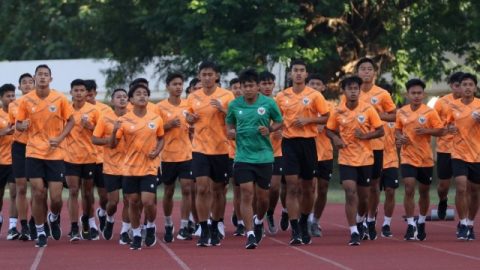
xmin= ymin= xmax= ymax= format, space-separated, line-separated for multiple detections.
xmin=379 ymin=109 xmax=396 ymax=122
xmin=226 ymin=123 xmax=236 ymax=140
xmin=414 ymin=127 xmax=444 ymax=137
xmin=292 ymin=112 xmax=329 ymax=127
xmin=354 ymin=126 xmax=384 ymax=140
xmin=0 ymin=124 xmax=14 ymax=136
xmin=109 ymin=120 xmax=122 ymax=148
xmin=164 ymin=117 xmax=181 ymax=131
xmin=92 ymin=136 xmax=110 ymax=146
xmin=149 ymin=136 xmax=164 ymax=159
xmin=326 ymin=128 xmax=346 ymax=149
xmin=49 ymin=116 xmax=75 ymax=148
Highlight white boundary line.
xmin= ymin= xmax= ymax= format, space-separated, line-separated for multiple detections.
xmin=30 ymin=248 xmax=45 ymax=270
xmin=159 ymin=242 xmax=191 ymax=270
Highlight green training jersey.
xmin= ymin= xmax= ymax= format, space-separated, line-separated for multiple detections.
xmin=226 ymin=94 xmax=283 ymax=163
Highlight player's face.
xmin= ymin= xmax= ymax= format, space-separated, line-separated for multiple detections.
xmin=450 ymin=81 xmax=463 ymax=99
xmin=199 ymin=68 xmax=217 ymax=89
xmin=168 ymin=78 xmax=184 ymax=97
xmin=192 ymin=82 xmax=202 ymax=92
xmin=1 ymin=91 xmax=16 ymax=107
xmin=308 ymin=79 xmax=325 ymax=92
xmin=230 ymin=83 xmax=242 ymax=98
xmin=344 ymin=83 xmax=360 ymax=102
xmin=357 ymin=62 xmax=375 ymax=84
xmin=112 ymin=91 xmax=128 ymax=109
xmin=259 ymin=80 xmax=275 ymax=96
xmin=461 ymin=79 xmax=476 ymax=98
xmin=19 ymin=77 xmax=34 ymax=95
xmin=34 ymin=68 xmax=52 ymax=88
xmin=130 ymin=87 xmax=149 ymax=107
xmin=70 ymin=85 xmax=88 ymax=102
xmin=291 ymin=65 xmax=308 ymax=85
xmin=242 ymin=81 xmax=259 ymax=100
xmin=407 ymin=85 xmax=425 ymax=105
xmin=86 ymin=90 xmax=97 ymax=104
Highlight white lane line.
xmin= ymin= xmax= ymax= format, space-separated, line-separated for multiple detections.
xmin=267 ymin=237 xmax=353 ymax=270
xmin=159 ymin=242 xmax=191 ymax=270
xmin=30 ymin=248 xmax=45 ymax=270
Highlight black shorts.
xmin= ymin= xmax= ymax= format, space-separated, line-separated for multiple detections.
xmin=65 ymin=162 xmax=95 ymax=179
xmin=122 ymin=175 xmax=159 ymax=194
xmin=192 ymin=152 xmax=229 ymax=183
xmin=104 ymin=174 xmax=124 ymax=193
xmin=273 ymin=156 xmax=284 ymax=176
xmin=400 ymin=164 xmax=433 ymax=185
xmin=160 ymin=160 xmax=194 ymax=185
xmin=233 ymin=162 xmax=273 ymax=190
xmin=11 ymin=141 xmax=26 ymax=179
xmin=25 ymin=158 xmax=65 ymax=182
xmin=452 ymin=159 xmax=480 ymax=184
xmin=0 ymin=165 xmax=14 ymax=188
xmin=228 ymin=158 xmax=234 ymax=179
xmin=339 ymin=165 xmax=372 ymax=187
xmin=437 ymin=152 xmax=453 ymax=180
xmin=316 ymin=159 xmax=333 ymax=181
xmin=381 ymin=167 xmax=399 ymax=190
xmin=282 ymin=137 xmax=317 ymax=180
xmin=94 ymin=163 xmax=105 ymax=188
xmin=372 ymin=150 xmax=384 ymax=179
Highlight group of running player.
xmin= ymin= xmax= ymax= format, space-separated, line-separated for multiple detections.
xmin=0 ymin=57 xmax=478 ymax=250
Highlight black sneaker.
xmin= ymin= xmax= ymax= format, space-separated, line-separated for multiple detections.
xmin=234 ymin=224 xmax=245 ymax=236
xmin=356 ymin=222 xmax=366 ymax=241
xmin=119 ymin=232 xmax=132 ymax=245
xmin=130 ymin=236 xmax=142 ymax=250
xmin=177 ymin=227 xmax=192 ymax=240
xmin=29 ymin=217 xmax=37 ymax=240
xmin=188 ymin=221 xmax=196 ymax=235
xmin=70 ymin=227 xmax=81 ymax=242
xmin=416 ymin=223 xmax=426 ymax=241
xmin=381 ymin=225 xmax=393 ymax=237
xmin=280 ymin=211 xmax=289 ymax=231
xmin=367 ymin=221 xmax=377 ymax=240
xmin=468 ymin=226 xmax=475 ymax=241
xmin=145 ymin=227 xmax=157 ymax=247
xmin=7 ymin=228 xmax=20 ymax=240
xmin=456 ymin=221 xmax=461 ymax=238
xmin=89 ymin=227 xmax=100 ymax=240
xmin=254 ymin=223 xmax=264 ymax=244
xmin=404 ymin=224 xmax=417 ymax=241
xmin=299 ymin=219 xmax=311 ymax=245
xmin=361 ymin=223 xmax=368 ymax=240
xmin=103 ymin=221 xmax=114 ymax=240
xmin=44 ymin=222 xmax=51 ymax=238
xmin=210 ymin=225 xmax=221 ymax=246
xmin=289 ymin=228 xmax=302 ymax=245
xmin=437 ymin=199 xmax=448 ymax=220
xmin=231 ymin=213 xmax=238 ymax=227
xmin=48 ymin=213 xmax=62 ymax=240
xmin=35 ymin=234 xmax=48 ymax=248
xmin=197 ymin=227 xmax=210 ymax=247
xmin=96 ymin=208 xmax=106 ymax=232
xmin=19 ymin=225 xmax=31 ymax=241
xmin=164 ymin=225 xmax=174 ymax=243
xmin=266 ymin=213 xmax=278 ymax=235
xmin=80 ymin=216 xmax=90 ymax=240
xmin=348 ymin=232 xmax=361 ymax=246
xmin=245 ymin=234 xmax=257 ymax=249
xmin=457 ymin=224 xmax=469 ymax=240
xmin=310 ymin=222 xmax=322 ymax=237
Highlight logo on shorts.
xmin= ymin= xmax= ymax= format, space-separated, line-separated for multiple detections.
xmin=48 ymin=104 xmax=57 ymax=113
xmin=257 ymin=107 xmax=266 ymax=115
xmin=387 ymin=122 xmax=395 ymax=128
xmin=302 ymin=97 xmax=310 ymax=105
xmin=371 ymin=97 xmax=379 ymax=105
xmin=366 ymin=178 xmax=370 ymax=183
xmin=89 ymin=171 xmax=93 ymax=176
xmin=147 ymin=122 xmax=156 ymax=129
xmin=357 ymin=114 xmax=366 ymax=124
xmin=150 ymin=184 xmax=154 ymax=189
xmin=395 ymin=179 xmax=398 ymax=183
xmin=418 ymin=116 xmax=426 ymax=125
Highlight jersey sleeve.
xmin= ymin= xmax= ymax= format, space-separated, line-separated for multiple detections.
xmin=428 ymin=110 xmax=444 ymax=129
xmin=225 ymin=102 xmax=236 ymax=125
xmin=326 ymin=109 xmax=338 ymax=130
xmin=368 ymin=107 xmax=383 ymax=128
xmin=314 ymin=93 xmax=329 ymax=115
xmin=269 ymin=99 xmax=283 ymax=123
xmin=395 ymin=110 xmax=403 ymax=129
xmin=381 ymin=92 xmax=396 ymax=113
xmin=16 ymin=99 xmax=27 ymax=122
xmin=92 ymin=116 xmax=106 ymax=137
xmin=156 ymin=117 xmax=165 ymax=137
xmin=61 ymin=96 xmax=74 ymax=121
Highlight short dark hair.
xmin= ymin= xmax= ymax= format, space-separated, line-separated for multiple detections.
xmin=447 ymin=71 xmax=465 ymax=84
xmin=405 ymin=78 xmax=426 ymax=91
xmin=0 ymin=83 xmax=15 ymax=97
xmin=198 ymin=61 xmax=220 ymax=73
xmin=84 ymin=79 xmax=97 ymax=91
xmin=166 ymin=72 xmax=184 ymax=85
xmin=355 ymin=57 xmax=377 ymax=71
xmin=306 ymin=73 xmax=325 ymax=84
xmin=111 ymin=88 xmax=127 ymax=99
xmin=35 ymin=64 xmax=52 ymax=75
xmin=290 ymin=59 xmax=307 ymax=70
xmin=128 ymin=84 xmax=151 ymax=99
xmin=259 ymin=71 xmax=275 ymax=82
xmin=460 ymin=73 xmax=477 ymax=85
xmin=340 ymin=76 xmax=363 ymax=90
xmin=70 ymin=79 xmax=86 ymax=89
xmin=229 ymin=78 xmax=240 ymax=87
xmin=239 ymin=68 xmax=259 ymax=84
xmin=18 ymin=73 xmax=33 ymax=84
xmin=129 ymin=78 xmax=149 ymax=88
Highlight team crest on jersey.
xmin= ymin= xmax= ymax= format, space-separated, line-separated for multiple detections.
xmin=48 ymin=104 xmax=57 ymax=113
xmin=257 ymin=107 xmax=266 ymax=115
xmin=81 ymin=114 xmax=89 ymax=121
xmin=387 ymin=122 xmax=395 ymax=128
xmin=371 ymin=97 xmax=379 ymax=105
xmin=357 ymin=114 xmax=366 ymax=124
xmin=302 ymin=97 xmax=310 ymax=105
xmin=147 ymin=122 xmax=156 ymax=129
xmin=418 ymin=116 xmax=426 ymax=125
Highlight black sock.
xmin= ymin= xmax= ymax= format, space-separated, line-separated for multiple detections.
xmin=72 ymin=222 xmax=79 ymax=230
xmin=219 ymin=218 xmax=224 ymax=223
xmin=267 ymin=209 xmax=274 ymax=216
xmin=200 ymin=221 xmax=208 ymax=232
xmin=290 ymin=219 xmax=299 ymax=231
xmin=21 ymin=219 xmax=28 ymax=228
xmin=300 ymin=213 xmax=309 ymax=224
xmin=211 ymin=219 xmax=219 ymax=231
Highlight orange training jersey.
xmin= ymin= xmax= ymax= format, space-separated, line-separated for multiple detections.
xmin=434 ymin=94 xmax=456 ymax=154
xmin=93 ymin=110 xmax=126 ymax=175
xmin=383 ymin=122 xmax=398 ymax=169
xmin=0 ymin=110 xmax=13 ymax=165
xmin=117 ymin=110 xmax=164 ymax=176
xmin=64 ymin=102 xmax=100 ymax=164
xmin=127 ymin=102 xmax=156 ymax=112
xmin=16 ymin=89 xmax=73 ymax=160
xmin=276 ymin=86 xmax=329 ymax=139
xmin=316 ymin=101 xmax=334 ymax=161
xmin=326 ymin=101 xmax=383 ymax=166
xmin=396 ymin=104 xmax=443 ymax=167
xmin=270 ymin=96 xmax=282 ymax=157
xmin=93 ymin=101 xmax=113 ymax=163
xmin=187 ymin=87 xmax=235 ymax=155
xmin=156 ymin=99 xmax=192 ymax=162
xmin=446 ymin=98 xmax=480 ymax=163
xmin=8 ymin=97 xmax=28 ymax=144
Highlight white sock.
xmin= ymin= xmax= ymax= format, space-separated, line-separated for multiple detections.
xmin=89 ymin=217 xmax=98 ymax=229
xmin=238 ymin=220 xmax=244 ymax=226
xmin=460 ymin=218 xmax=468 ymax=226
xmin=98 ymin=208 xmax=106 ymax=217
xmin=49 ymin=212 xmax=58 ymax=222
xmin=406 ymin=217 xmax=416 ymax=226
xmin=0 ymin=215 xmax=3 ymax=224
xmin=106 ymin=215 xmax=114 ymax=223
xmin=9 ymin=217 xmax=18 ymax=229
xmin=246 ymin=230 xmax=254 ymax=237
xmin=180 ymin=219 xmax=189 ymax=229
xmin=121 ymin=222 xmax=131 ymax=233
xmin=147 ymin=222 xmax=156 ymax=228
xmin=282 ymin=208 xmax=288 ymax=214
xmin=207 ymin=218 xmax=212 ymax=225
xmin=254 ymin=216 xmax=263 ymax=225
xmin=350 ymin=226 xmax=359 ymax=234
xmin=308 ymin=213 xmax=315 ymax=222
xmin=383 ymin=216 xmax=392 ymax=226
xmin=467 ymin=219 xmax=474 ymax=226
xmin=189 ymin=212 xmax=194 ymax=222
xmin=36 ymin=224 xmax=46 ymax=236
xmin=367 ymin=216 xmax=375 ymax=222
xmin=356 ymin=214 xmax=365 ymax=224
xmin=132 ymin=227 xmax=141 ymax=237
xmin=417 ymin=215 xmax=426 ymax=224
xmin=165 ymin=216 xmax=173 ymax=227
